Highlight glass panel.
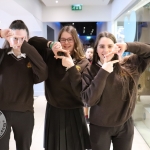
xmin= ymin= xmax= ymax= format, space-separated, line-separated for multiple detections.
xmin=115 ymin=0 xmax=150 ymax=147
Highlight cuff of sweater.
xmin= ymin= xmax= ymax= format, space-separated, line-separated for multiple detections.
xmin=67 ymin=65 xmax=80 ymax=80
xmin=98 ymin=68 xmax=110 ymax=78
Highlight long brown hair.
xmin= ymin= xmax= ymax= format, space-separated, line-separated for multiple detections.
xmin=58 ymin=25 xmax=85 ymax=61
xmin=2 ymin=20 xmax=29 ymax=49
xmin=93 ymin=31 xmax=138 ymax=107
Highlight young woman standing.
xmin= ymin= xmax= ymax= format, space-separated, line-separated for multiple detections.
xmin=0 ymin=20 xmax=47 ymax=150
xmin=28 ymin=25 xmax=91 ymax=150
xmin=81 ymin=31 xmax=150 ymax=150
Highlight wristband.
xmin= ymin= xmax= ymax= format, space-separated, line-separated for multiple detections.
xmin=49 ymin=41 xmax=55 ymax=49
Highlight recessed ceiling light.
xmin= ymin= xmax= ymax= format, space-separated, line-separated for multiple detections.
xmin=56 ymin=1 xmax=58 ymax=3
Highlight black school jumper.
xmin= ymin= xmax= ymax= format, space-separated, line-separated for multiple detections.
xmin=82 ymin=42 xmax=150 ymax=150
xmin=28 ymin=36 xmax=91 ymax=150
xmin=0 ymin=41 xmax=48 ymax=150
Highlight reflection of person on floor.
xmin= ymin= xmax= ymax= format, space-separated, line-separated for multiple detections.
xmin=28 ymin=25 xmax=91 ymax=150
xmin=0 ymin=20 xmax=48 ymax=150
xmin=81 ymin=31 xmax=150 ymax=150
xmin=84 ymin=47 xmax=94 ymax=124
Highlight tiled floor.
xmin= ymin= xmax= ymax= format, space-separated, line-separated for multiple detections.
xmin=8 ymin=96 xmax=150 ymax=150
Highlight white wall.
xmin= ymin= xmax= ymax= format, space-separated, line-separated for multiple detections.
xmin=13 ymin=0 xmax=44 ymax=31
xmin=42 ymin=5 xmax=112 ymax=22
xmin=13 ymin=0 xmax=43 ymax=21
xmin=0 ymin=38 xmax=5 ymax=48
xmin=111 ymin=0 xmax=140 ymax=20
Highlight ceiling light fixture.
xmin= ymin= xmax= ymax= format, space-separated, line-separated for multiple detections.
xmin=56 ymin=1 xmax=58 ymax=3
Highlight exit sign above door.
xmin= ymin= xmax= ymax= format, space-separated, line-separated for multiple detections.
xmin=71 ymin=4 xmax=82 ymax=10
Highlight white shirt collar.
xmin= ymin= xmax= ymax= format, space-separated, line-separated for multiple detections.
xmin=7 ymin=50 xmax=26 ymax=59
xmin=97 ymin=60 xmax=103 ymax=66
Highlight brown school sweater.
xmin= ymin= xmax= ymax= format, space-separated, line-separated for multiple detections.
xmin=0 ymin=41 xmax=48 ymax=112
xmin=82 ymin=42 xmax=150 ymax=127
xmin=28 ymin=36 xmax=89 ymax=109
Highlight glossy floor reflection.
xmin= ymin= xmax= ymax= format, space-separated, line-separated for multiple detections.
xmin=8 ymin=96 xmax=150 ymax=150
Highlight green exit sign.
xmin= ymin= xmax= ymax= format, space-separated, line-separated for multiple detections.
xmin=72 ymin=4 xmax=82 ymax=10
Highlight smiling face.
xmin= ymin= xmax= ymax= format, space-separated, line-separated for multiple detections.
xmin=97 ymin=37 xmax=115 ymax=64
xmin=59 ymin=31 xmax=75 ymax=54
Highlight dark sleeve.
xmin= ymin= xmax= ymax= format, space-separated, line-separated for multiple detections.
xmin=0 ymin=49 xmax=5 ymax=65
xmin=67 ymin=58 xmax=89 ymax=99
xmin=21 ymin=41 xmax=48 ymax=84
xmin=126 ymin=42 xmax=150 ymax=73
xmin=28 ymin=36 xmax=50 ymax=61
xmin=81 ymin=66 xmax=109 ymax=106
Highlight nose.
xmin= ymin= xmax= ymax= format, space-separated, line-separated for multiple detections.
xmin=64 ymin=39 xmax=69 ymax=43
xmin=103 ymin=48 xmax=109 ymax=54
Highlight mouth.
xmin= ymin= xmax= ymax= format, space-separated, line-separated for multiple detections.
xmin=63 ymin=45 xmax=71 ymax=50
xmin=102 ymin=54 xmax=105 ymax=58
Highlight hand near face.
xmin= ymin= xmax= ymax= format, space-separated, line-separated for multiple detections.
xmin=116 ymin=43 xmax=127 ymax=57
xmin=102 ymin=56 xmax=119 ymax=73
xmin=104 ymin=43 xmax=127 ymax=61
xmin=8 ymin=36 xmax=25 ymax=52
xmin=52 ymin=42 xmax=67 ymax=56
xmin=8 ymin=29 xmax=28 ymax=55
xmin=1 ymin=29 xmax=14 ymax=39
xmin=54 ymin=51 xmax=74 ymax=68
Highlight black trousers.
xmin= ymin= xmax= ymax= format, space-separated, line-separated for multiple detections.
xmin=90 ymin=118 xmax=134 ymax=150
xmin=0 ymin=111 xmax=34 ymax=150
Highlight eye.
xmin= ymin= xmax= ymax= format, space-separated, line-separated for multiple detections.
xmin=99 ymin=45 xmax=104 ymax=48
xmin=108 ymin=45 xmax=113 ymax=48
xmin=60 ymin=38 xmax=65 ymax=42
xmin=68 ymin=38 xmax=73 ymax=42
xmin=14 ymin=37 xmax=18 ymax=40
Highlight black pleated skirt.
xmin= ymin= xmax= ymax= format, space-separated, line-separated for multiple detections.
xmin=44 ymin=103 xmax=91 ymax=150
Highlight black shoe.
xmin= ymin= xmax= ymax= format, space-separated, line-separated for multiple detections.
xmin=85 ymin=118 xmax=90 ymax=124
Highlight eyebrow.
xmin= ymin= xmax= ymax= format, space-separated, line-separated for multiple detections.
xmin=99 ymin=44 xmax=114 ymax=46
xmin=60 ymin=37 xmax=72 ymax=39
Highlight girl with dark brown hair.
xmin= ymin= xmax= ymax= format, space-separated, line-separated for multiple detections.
xmin=81 ymin=31 xmax=150 ymax=150
xmin=0 ymin=20 xmax=48 ymax=150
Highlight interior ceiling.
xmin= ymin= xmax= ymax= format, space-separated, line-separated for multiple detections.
xmin=41 ymin=0 xmax=112 ymax=6
xmin=0 ymin=0 xmax=112 ymax=34
xmin=41 ymin=0 xmax=112 ymax=36
xmin=60 ymin=22 xmax=97 ymax=36
xmin=0 ymin=0 xmax=41 ymax=31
